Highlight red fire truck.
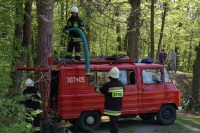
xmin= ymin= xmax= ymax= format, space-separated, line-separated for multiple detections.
xmin=17 ymin=57 xmax=181 ymax=132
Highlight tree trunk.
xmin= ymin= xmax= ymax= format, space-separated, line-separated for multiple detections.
xmin=85 ymin=23 xmax=91 ymax=49
xmin=191 ymin=42 xmax=200 ymax=104
xmin=12 ymin=2 xmax=33 ymax=90
xmin=84 ymin=1 xmax=92 ymax=49
xmin=156 ymin=2 xmax=168 ymax=60
xmin=187 ymin=32 xmax=193 ymax=73
xmin=36 ymin=0 xmax=54 ymax=119
xmin=127 ymin=0 xmax=141 ymax=59
xmin=124 ymin=33 xmax=128 ymax=51
xmin=65 ymin=1 xmax=70 ymax=21
xmin=11 ymin=2 xmax=23 ymax=90
xmin=60 ymin=1 xmax=65 ymax=47
xmin=22 ymin=1 xmax=32 ymax=64
xmin=150 ymin=0 xmax=155 ymax=59
xmin=115 ymin=7 xmax=122 ymax=51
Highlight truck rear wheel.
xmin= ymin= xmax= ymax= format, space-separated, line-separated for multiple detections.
xmin=78 ymin=111 xmax=101 ymax=132
xmin=156 ymin=104 xmax=176 ymax=125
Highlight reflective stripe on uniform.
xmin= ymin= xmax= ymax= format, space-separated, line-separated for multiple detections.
xmin=108 ymin=87 xmax=124 ymax=98
xmin=67 ymin=22 xmax=72 ymax=26
xmin=104 ymin=109 xmax=121 ymax=116
xmin=75 ymin=52 xmax=80 ymax=56
xmin=108 ymin=87 xmax=123 ymax=92
xmin=73 ymin=37 xmax=82 ymax=42
xmin=74 ymin=22 xmax=78 ymax=27
xmin=66 ymin=52 xmax=72 ymax=56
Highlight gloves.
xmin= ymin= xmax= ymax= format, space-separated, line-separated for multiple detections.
xmin=94 ymin=85 xmax=99 ymax=92
xmin=94 ymin=84 xmax=102 ymax=90
xmin=61 ymin=30 xmax=69 ymax=36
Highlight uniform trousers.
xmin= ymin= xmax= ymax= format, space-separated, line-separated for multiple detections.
xmin=109 ymin=116 xmax=119 ymax=133
xmin=66 ymin=40 xmax=81 ymax=61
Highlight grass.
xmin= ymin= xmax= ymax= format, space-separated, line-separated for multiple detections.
xmin=154 ymin=114 xmax=200 ymax=133
xmin=98 ymin=113 xmax=200 ymax=133
xmin=66 ymin=112 xmax=200 ymax=133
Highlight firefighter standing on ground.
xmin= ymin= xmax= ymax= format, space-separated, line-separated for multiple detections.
xmin=94 ymin=67 xmax=125 ymax=133
xmin=23 ymin=78 xmax=41 ymax=133
xmin=62 ymin=6 xmax=84 ymax=61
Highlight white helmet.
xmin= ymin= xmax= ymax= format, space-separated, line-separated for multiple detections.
xmin=25 ymin=78 xmax=34 ymax=87
xmin=71 ymin=6 xmax=79 ymax=13
xmin=109 ymin=67 xmax=119 ymax=79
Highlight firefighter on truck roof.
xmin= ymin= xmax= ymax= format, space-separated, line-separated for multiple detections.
xmin=94 ymin=67 xmax=125 ymax=133
xmin=62 ymin=6 xmax=84 ymax=61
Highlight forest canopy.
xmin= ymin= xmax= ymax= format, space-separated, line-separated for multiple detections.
xmin=0 ymin=0 xmax=200 ymax=132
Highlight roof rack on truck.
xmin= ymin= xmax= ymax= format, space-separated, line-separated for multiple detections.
xmin=48 ymin=55 xmax=133 ymax=65
xmin=48 ymin=55 xmax=154 ymax=66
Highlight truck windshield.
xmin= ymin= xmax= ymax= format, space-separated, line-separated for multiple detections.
xmin=164 ymin=67 xmax=172 ymax=83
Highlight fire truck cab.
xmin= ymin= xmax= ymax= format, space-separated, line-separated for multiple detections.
xmin=17 ymin=57 xmax=181 ymax=131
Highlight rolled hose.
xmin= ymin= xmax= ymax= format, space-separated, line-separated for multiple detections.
xmin=67 ymin=28 xmax=90 ymax=75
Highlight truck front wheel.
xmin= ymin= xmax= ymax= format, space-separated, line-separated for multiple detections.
xmin=156 ymin=104 xmax=176 ymax=125
xmin=78 ymin=111 xmax=101 ymax=132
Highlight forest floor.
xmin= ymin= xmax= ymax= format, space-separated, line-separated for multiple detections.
xmin=66 ymin=71 xmax=198 ymax=133
xmin=169 ymin=71 xmax=193 ymax=101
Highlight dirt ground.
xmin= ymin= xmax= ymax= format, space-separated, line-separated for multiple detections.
xmin=169 ymin=71 xmax=192 ymax=100
xmin=66 ymin=71 xmax=192 ymax=133
xmin=67 ymin=117 xmax=168 ymax=133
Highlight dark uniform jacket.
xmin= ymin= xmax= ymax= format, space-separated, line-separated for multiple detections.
xmin=95 ymin=78 xmax=125 ymax=116
xmin=63 ymin=15 xmax=84 ymax=38
xmin=23 ymin=86 xmax=40 ymax=110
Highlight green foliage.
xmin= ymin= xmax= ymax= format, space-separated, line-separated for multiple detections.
xmin=52 ymin=0 xmax=130 ymax=57
xmin=0 ymin=38 xmax=13 ymax=89
xmin=0 ymin=0 xmax=15 ymax=89
xmin=0 ymin=94 xmax=30 ymax=133
xmin=192 ymin=104 xmax=200 ymax=113
xmin=139 ymin=0 xmax=200 ymax=72
xmin=0 ymin=92 xmax=42 ymax=133
xmin=0 ymin=0 xmax=200 ymax=130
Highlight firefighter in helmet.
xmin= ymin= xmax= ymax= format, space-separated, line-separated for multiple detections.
xmin=94 ymin=67 xmax=125 ymax=133
xmin=62 ymin=6 xmax=84 ymax=61
xmin=23 ymin=78 xmax=41 ymax=133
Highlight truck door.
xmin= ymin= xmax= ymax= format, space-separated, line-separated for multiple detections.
xmin=120 ymin=70 xmax=138 ymax=115
xmin=141 ymin=68 xmax=165 ymax=113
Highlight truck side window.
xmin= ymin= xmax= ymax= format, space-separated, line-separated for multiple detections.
xmin=119 ymin=70 xmax=127 ymax=85
xmin=129 ymin=71 xmax=136 ymax=84
xmin=142 ymin=69 xmax=162 ymax=84
xmin=88 ymin=71 xmax=108 ymax=86
xmin=96 ymin=71 xmax=109 ymax=85
xmin=89 ymin=70 xmax=129 ymax=86
xmin=88 ymin=71 xmax=95 ymax=86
